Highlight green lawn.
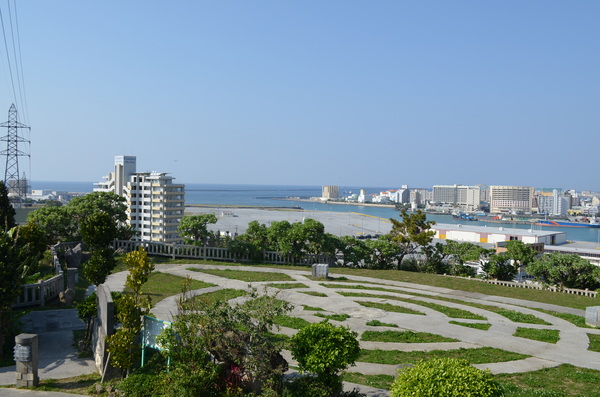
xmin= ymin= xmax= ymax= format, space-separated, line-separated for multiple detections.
xmin=303 ymin=305 xmax=324 ymax=311
xmin=342 ymin=372 xmax=395 ymax=390
xmin=314 ymin=313 xmax=350 ymax=321
xmin=395 ymin=291 xmax=552 ymax=325
xmin=189 ymin=288 xmax=246 ymax=306
xmin=361 ymin=330 xmax=457 ymax=343
xmin=357 ymin=301 xmax=425 ymax=315
xmin=496 ymin=364 xmax=600 ymax=396
xmin=273 ymin=315 xmax=311 ymax=330
xmin=320 ymin=283 xmax=403 ymax=294
xmin=358 ymin=347 xmax=529 ymax=365
xmin=188 ymin=268 xmax=295 ymax=282
xmin=139 ymin=272 xmax=215 ymax=305
xmin=328 ymin=268 xmax=599 ymax=310
xmin=297 ymin=291 xmax=328 ymax=297
xmin=449 ymin=321 xmax=492 ymax=330
xmin=588 ymin=334 xmax=600 ymax=352
xmin=533 ymin=308 xmax=590 ymax=328
xmin=366 ymin=319 xmax=398 ymax=328
xmin=340 ymin=291 xmax=486 ymax=320
xmin=265 ymin=282 xmax=309 ymax=289
xmin=513 ymin=327 xmax=560 ymax=344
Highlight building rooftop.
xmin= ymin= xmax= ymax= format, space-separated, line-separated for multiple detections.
xmin=433 ymin=223 xmax=565 ymax=238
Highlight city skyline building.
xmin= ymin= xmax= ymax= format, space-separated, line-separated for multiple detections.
xmin=432 ymin=184 xmax=481 ymax=211
xmin=95 ymin=155 xmax=185 ymax=243
xmin=489 ymin=185 xmax=535 ymax=214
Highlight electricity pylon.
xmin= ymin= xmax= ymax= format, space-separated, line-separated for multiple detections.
xmin=0 ymin=104 xmax=30 ymax=205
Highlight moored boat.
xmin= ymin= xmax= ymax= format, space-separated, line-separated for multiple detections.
xmin=536 ymin=219 xmax=600 ymax=228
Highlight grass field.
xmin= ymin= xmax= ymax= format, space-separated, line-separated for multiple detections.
xmin=103 ymin=259 xmax=600 ymax=395
xmin=187 ymin=268 xmax=295 ymax=282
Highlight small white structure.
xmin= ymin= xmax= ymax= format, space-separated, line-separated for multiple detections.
xmin=433 ymin=223 xmax=566 ymax=246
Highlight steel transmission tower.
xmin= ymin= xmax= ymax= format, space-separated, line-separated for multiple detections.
xmin=0 ymin=104 xmax=30 ymax=205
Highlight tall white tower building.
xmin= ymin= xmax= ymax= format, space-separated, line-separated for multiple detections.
xmin=95 ymin=156 xmax=185 ymax=243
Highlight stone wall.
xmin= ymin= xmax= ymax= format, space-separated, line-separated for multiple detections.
xmin=92 ymin=284 xmax=115 ymax=377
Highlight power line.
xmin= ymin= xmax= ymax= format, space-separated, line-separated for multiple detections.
xmin=0 ymin=6 xmax=18 ymax=106
xmin=7 ymin=0 xmax=27 ymax=124
xmin=12 ymin=0 xmax=28 ymax=124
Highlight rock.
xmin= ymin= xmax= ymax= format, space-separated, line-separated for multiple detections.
xmin=59 ymin=288 xmax=75 ymax=306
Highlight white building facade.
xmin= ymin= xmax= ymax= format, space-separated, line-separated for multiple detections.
xmin=537 ymin=189 xmax=569 ymax=216
xmin=433 ymin=223 xmax=566 ymax=246
xmin=489 ymin=185 xmax=534 ymax=214
xmin=95 ymin=156 xmax=185 ymax=243
xmin=432 ymin=184 xmax=480 ymax=211
xmin=322 ymin=185 xmax=340 ymax=200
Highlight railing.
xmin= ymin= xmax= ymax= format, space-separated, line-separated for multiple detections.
xmin=112 ymin=240 xmax=332 ymax=265
xmin=478 ymin=278 xmax=598 ymax=298
xmin=14 ymin=272 xmax=65 ymax=308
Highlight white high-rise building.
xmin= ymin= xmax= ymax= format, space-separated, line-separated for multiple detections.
xmin=95 ymin=156 xmax=185 ymax=243
xmin=489 ymin=185 xmax=534 ymax=214
xmin=537 ymin=189 xmax=568 ymax=216
xmin=432 ymin=184 xmax=480 ymax=211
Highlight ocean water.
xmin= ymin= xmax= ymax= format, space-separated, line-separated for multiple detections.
xmin=30 ymin=181 xmax=600 ymax=243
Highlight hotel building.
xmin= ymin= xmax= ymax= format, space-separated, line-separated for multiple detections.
xmin=432 ymin=184 xmax=481 ymax=211
xmin=95 ymin=156 xmax=185 ymax=243
xmin=489 ymin=185 xmax=534 ymax=214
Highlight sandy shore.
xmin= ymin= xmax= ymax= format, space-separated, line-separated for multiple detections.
xmin=186 ymin=206 xmax=393 ymax=237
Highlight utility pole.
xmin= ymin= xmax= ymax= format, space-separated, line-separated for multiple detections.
xmin=0 ymin=104 xmax=30 ymax=207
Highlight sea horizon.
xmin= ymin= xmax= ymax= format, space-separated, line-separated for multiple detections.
xmin=28 ymin=181 xmax=600 ymax=244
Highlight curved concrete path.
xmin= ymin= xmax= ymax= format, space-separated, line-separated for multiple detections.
xmin=12 ymin=263 xmax=594 ymax=397
xmin=140 ymin=264 xmax=600 ymax=379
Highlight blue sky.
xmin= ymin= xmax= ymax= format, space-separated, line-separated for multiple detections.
xmin=0 ymin=1 xmax=598 ymax=190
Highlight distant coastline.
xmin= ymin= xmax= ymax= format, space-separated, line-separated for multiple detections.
xmin=279 ymin=197 xmax=396 ymax=209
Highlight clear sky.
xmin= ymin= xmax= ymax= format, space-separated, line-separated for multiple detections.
xmin=0 ymin=1 xmax=598 ymax=190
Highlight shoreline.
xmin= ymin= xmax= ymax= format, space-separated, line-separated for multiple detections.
xmin=278 ymin=197 xmax=398 ymax=209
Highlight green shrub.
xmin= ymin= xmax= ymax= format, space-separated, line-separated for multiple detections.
xmin=390 ymin=358 xmax=503 ymax=397
xmin=117 ymin=373 xmax=168 ymax=397
xmin=291 ymin=321 xmax=360 ymax=391
xmin=283 ymin=376 xmax=365 ymax=397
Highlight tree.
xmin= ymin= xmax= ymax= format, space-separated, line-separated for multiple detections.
xmin=337 ymin=236 xmax=370 ymax=268
xmin=291 ymin=321 xmax=360 ymax=393
xmin=442 ymin=240 xmax=492 ymax=277
xmin=81 ymin=210 xmax=121 ymax=286
xmin=81 ymin=211 xmax=119 ymax=250
xmin=302 ymin=218 xmax=327 ymax=255
xmin=12 ymin=223 xmax=48 ymax=279
xmin=158 ymin=284 xmax=291 ymax=396
xmin=420 ymin=242 xmax=450 ymax=274
xmin=178 ymin=214 xmax=218 ymax=245
xmin=239 ymin=220 xmax=269 ymax=252
xmin=107 ymin=248 xmax=155 ymax=376
xmin=364 ymin=237 xmax=402 ymax=270
xmin=0 ymin=181 xmax=15 ymax=231
xmin=0 ymin=231 xmax=20 ymax=361
xmin=27 ymin=191 xmax=127 ymax=244
xmin=390 ymin=358 xmax=502 ymax=397
xmin=26 ymin=206 xmax=75 ymax=244
xmin=504 ymin=240 xmax=538 ymax=270
xmin=67 ymin=191 xmax=127 ymax=224
xmin=482 ymin=253 xmax=517 ymax=281
xmin=526 ymin=252 xmax=600 ymax=290
xmin=84 ymin=248 xmax=117 ymax=286
xmin=388 ymin=209 xmax=435 ymax=265
xmin=443 ymin=240 xmax=491 ymax=266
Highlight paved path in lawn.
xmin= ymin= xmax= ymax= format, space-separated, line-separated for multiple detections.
xmin=101 ymin=264 xmax=600 ymax=396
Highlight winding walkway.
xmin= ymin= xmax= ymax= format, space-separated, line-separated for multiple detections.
xmin=103 ymin=264 xmax=600 ymax=396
